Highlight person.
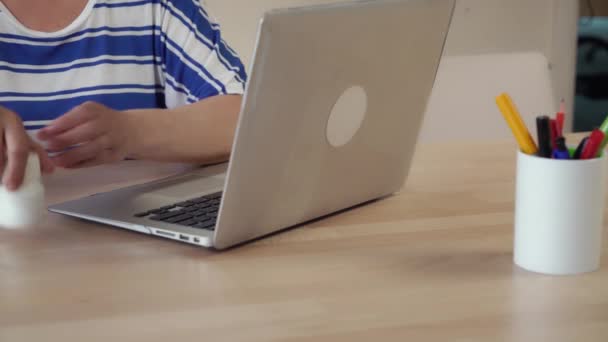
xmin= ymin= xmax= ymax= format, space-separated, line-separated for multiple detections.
xmin=0 ymin=0 xmax=246 ymax=191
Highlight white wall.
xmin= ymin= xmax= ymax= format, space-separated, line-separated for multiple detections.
xmin=205 ymin=0 xmax=341 ymax=68
xmin=422 ymin=0 xmax=578 ymax=141
xmin=205 ymin=0 xmax=579 ymax=142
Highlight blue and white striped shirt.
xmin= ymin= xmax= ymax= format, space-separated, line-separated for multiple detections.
xmin=0 ymin=0 xmax=247 ymax=130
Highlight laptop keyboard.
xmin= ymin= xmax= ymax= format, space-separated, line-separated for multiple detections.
xmin=134 ymin=192 xmax=222 ymax=231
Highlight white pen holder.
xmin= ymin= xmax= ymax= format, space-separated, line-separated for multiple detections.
xmin=514 ymin=150 xmax=606 ymax=275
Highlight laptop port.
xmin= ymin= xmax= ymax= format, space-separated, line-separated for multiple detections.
xmin=193 ymin=237 xmax=200 ymax=243
xmin=179 ymin=234 xmax=189 ymax=242
xmin=155 ymin=230 xmax=175 ymax=238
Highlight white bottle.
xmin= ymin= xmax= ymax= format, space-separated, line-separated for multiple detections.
xmin=0 ymin=153 xmax=46 ymax=228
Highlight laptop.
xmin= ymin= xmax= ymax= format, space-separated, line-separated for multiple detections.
xmin=49 ymin=0 xmax=455 ymax=250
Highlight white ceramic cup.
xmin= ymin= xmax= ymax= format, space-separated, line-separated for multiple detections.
xmin=514 ymin=150 xmax=606 ymax=275
xmin=0 ymin=153 xmax=46 ymax=228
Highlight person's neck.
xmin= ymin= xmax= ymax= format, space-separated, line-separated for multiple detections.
xmin=1 ymin=0 xmax=90 ymax=32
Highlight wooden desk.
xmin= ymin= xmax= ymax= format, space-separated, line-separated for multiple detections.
xmin=1 ymin=139 xmax=607 ymax=341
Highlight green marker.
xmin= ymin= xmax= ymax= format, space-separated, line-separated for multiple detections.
xmin=598 ymin=114 xmax=608 ymax=157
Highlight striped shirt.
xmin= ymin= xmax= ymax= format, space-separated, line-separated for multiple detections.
xmin=0 ymin=0 xmax=247 ymax=131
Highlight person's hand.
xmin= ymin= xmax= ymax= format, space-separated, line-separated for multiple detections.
xmin=0 ymin=107 xmax=54 ymax=191
xmin=37 ymin=101 xmax=133 ymax=169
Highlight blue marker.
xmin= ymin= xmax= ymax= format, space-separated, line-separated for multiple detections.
xmin=552 ymin=137 xmax=570 ymax=159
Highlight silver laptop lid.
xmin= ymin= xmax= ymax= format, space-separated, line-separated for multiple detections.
xmin=213 ymin=0 xmax=455 ymax=249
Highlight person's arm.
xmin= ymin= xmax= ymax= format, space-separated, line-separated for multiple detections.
xmin=37 ymin=95 xmax=241 ymax=168
xmin=128 ymin=94 xmax=242 ymax=164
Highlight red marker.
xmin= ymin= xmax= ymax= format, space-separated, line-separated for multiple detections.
xmin=581 ymin=129 xmax=605 ymax=159
xmin=556 ymin=99 xmax=565 ymax=136
xmin=550 ymin=119 xmax=558 ymax=149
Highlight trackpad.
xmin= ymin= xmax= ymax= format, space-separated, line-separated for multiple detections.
xmin=139 ymin=174 xmax=224 ymax=200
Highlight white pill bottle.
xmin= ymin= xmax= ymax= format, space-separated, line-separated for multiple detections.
xmin=0 ymin=153 xmax=46 ymax=228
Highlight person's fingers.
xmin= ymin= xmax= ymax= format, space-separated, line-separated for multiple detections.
xmin=31 ymin=142 xmax=55 ymax=174
xmin=3 ymin=122 xmax=30 ymax=191
xmin=44 ymin=120 xmax=103 ymax=152
xmin=51 ymin=140 xmax=103 ymax=169
xmin=38 ymin=101 xmax=100 ymax=139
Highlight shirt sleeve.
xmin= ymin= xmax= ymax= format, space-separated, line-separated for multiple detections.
xmin=158 ymin=0 xmax=247 ymax=108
